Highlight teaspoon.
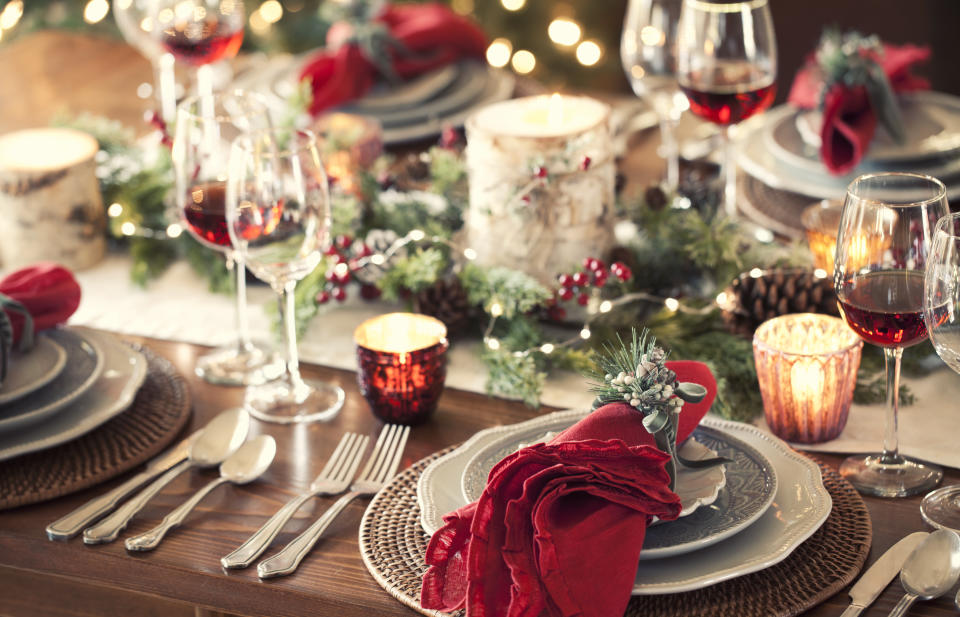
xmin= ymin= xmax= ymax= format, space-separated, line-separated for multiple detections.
xmin=887 ymin=528 xmax=960 ymax=617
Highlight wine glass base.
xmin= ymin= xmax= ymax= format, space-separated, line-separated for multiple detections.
xmin=243 ymin=377 xmax=345 ymax=424
xmin=921 ymin=485 xmax=960 ymax=531
xmin=840 ymin=454 xmax=943 ymax=498
xmin=195 ymin=342 xmax=284 ymax=387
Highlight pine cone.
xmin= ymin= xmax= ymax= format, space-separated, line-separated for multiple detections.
xmin=722 ymin=268 xmax=840 ymax=337
xmin=393 ymin=152 xmax=432 ymax=191
xmin=415 ymin=276 xmax=476 ymax=337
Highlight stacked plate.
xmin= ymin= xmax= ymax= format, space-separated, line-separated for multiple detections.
xmin=238 ymin=56 xmax=515 ymax=145
xmin=0 ymin=327 xmax=148 ymax=462
xmin=417 ymin=410 xmax=832 ymax=595
xmin=737 ymin=91 xmax=960 ymax=234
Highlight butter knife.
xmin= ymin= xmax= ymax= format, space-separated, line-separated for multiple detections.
xmin=840 ymin=531 xmax=929 ymax=617
xmin=45 ymin=430 xmax=201 ymax=541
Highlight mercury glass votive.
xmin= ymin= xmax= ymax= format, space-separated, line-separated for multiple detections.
xmin=753 ymin=313 xmax=863 ymax=443
xmin=801 ymin=199 xmax=843 ymax=274
xmin=354 ymin=313 xmax=449 ymax=425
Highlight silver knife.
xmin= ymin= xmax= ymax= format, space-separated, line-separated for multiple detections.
xmin=45 ymin=430 xmax=201 ymax=541
xmin=840 ymin=531 xmax=929 ymax=617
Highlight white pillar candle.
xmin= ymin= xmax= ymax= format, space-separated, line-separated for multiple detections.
xmin=463 ymin=94 xmax=616 ymax=284
xmin=0 ymin=128 xmax=105 ymax=270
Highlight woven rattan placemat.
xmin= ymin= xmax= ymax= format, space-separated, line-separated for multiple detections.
xmin=739 ymin=175 xmax=820 ymax=241
xmin=359 ymin=448 xmax=871 ymax=617
xmin=0 ymin=344 xmax=191 ymax=510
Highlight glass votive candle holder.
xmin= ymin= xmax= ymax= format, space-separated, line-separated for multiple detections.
xmin=753 ymin=313 xmax=863 ymax=444
xmin=801 ymin=199 xmax=843 ymax=274
xmin=354 ymin=313 xmax=449 ymax=425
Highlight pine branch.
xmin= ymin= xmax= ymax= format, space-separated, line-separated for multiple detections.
xmin=459 ymin=263 xmax=551 ymax=319
xmin=378 ymin=248 xmax=450 ymax=301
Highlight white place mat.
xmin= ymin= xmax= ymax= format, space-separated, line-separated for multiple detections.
xmin=67 ymin=254 xmax=960 ymax=467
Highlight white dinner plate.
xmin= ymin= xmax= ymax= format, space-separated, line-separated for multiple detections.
xmin=0 ymin=335 xmax=67 ymax=405
xmin=0 ymin=329 xmax=104 ymax=434
xmin=0 ymin=328 xmax=148 ymax=462
xmin=417 ymin=412 xmax=831 ymax=595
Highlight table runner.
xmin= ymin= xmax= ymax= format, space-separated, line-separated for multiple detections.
xmin=0 ymin=343 xmax=191 ymax=510
xmin=359 ymin=448 xmax=871 ymax=617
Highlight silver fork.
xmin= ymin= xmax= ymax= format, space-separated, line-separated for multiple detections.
xmin=220 ymin=432 xmax=369 ymax=569
xmin=256 ymin=424 xmax=411 ymax=579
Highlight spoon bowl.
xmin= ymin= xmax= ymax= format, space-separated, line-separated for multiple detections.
xmin=190 ymin=407 xmax=250 ymax=466
xmin=889 ymin=529 xmax=960 ymax=617
xmin=221 ymin=435 xmax=278 ymax=484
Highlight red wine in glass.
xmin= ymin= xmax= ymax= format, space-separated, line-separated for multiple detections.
xmin=183 ymin=181 xmax=231 ymax=248
xmin=162 ymin=17 xmax=243 ymax=66
xmin=680 ymin=63 xmax=775 ymax=125
xmin=837 ymin=270 xmax=933 ymax=348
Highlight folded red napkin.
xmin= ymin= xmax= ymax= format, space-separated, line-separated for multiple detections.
xmin=301 ymin=3 xmax=487 ymax=115
xmin=788 ymin=42 xmax=930 ymax=175
xmin=422 ymin=361 xmax=717 ymax=617
xmin=0 ymin=263 xmax=81 ymax=347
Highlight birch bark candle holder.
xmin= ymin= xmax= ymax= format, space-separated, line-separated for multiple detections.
xmin=0 ymin=128 xmax=105 ymax=270
xmin=753 ymin=313 xmax=863 ymax=444
xmin=463 ymin=94 xmax=615 ymax=284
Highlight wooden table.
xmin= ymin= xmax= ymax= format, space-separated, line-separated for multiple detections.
xmin=1 ymin=30 xmax=959 ymax=617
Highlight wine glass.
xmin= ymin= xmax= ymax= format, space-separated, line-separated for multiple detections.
xmin=152 ymin=0 xmax=245 ymax=103
xmin=922 ymin=211 xmax=960 ymax=529
xmin=676 ymin=0 xmax=776 ymax=217
xmin=173 ymin=91 xmax=283 ymax=386
xmin=225 ymin=129 xmax=346 ymax=424
xmin=834 ymin=173 xmax=949 ymax=497
xmin=113 ymin=0 xmax=179 ymax=122
xmin=620 ymin=0 xmax=687 ymax=190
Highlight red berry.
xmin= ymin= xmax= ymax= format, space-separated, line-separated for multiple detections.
xmin=316 ymin=290 xmax=331 ymax=304
xmin=325 ymin=269 xmax=337 ymax=283
xmin=577 ymin=292 xmax=589 ymax=306
xmin=572 ymin=271 xmax=589 ymax=287
xmin=335 ymin=234 xmax=352 ymax=250
xmin=333 ymin=287 xmax=347 ymax=302
xmin=612 ymin=261 xmax=632 ymax=281
xmin=359 ymin=283 xmax=381 ymax=300
xmin=558 ymin=273 xmax=575 ymax=288
xmin=593 ymin=272 xmax=609 ymax=287
xmin=356 ymin=243 xmax=373 ymax=258
xmin=334 ymin=269 xmax=351 ymax=285
xmin=521 ymin=194 xmax=531 ymax=204
xmin=580 ymin=156 xmax=591 ymax=171
xmin=558 ymin=287 xmax=574 ymax=302
xmin=549 ymin=306 xmax=567 ymax=321
xmin=583 ymin=257 xmax=600 ymax=271
xmin=535 ymin=166 xmax=548 ymax=179
xmin=325 ymin=245 xmax=340 ymax=257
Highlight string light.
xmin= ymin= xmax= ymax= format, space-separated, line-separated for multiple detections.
xmin=0 ymin=0 xmax=23 ymax=30
xmin=108 ymin=202 xmax=124 ymax=217
xmin=259 ymin=0 xmax=283 ymax=24
xmin=575 ymin=40 xmax=603 ymax=66
xmin=485 ymin=38 xmax=512 ymax=68
xmin=511 ymin=50 xmax=536 ymax=74
xmin=664 ymin=297 xmax=680 ymax=312
xmin=547 ymin=18 xmax=581 ymax=47
xmin=500 ymin=0 xmax=525 ymax=10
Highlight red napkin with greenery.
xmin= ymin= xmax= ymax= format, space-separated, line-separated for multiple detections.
xmin=300 ymin=3 xmax=487 ymax=116
xmin=787 ymin=30 xmax=930 ymax=175
xmin=0 ymin=263 xmax=81 ymax=348
xmin=422 ymin=361 xmax=717 ymax=617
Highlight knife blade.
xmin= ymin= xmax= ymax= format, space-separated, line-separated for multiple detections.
xmin=840 ymin=531 xmax=930 ymax=617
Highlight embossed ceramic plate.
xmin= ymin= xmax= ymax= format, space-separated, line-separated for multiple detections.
xmin=0 ymin=335 xmax=67 ymax=405
xmin=418 ymin=412 xmax=831 ymax=595
xmin=0 ymin=329 xmax=104 ymax=434
xmin=0 ymin=328 xmax=147 ymax=462
xmin=460 ymin=424 xmax=728 ymax=520
xmin=459 ymin=418 xmax=774 ymax=560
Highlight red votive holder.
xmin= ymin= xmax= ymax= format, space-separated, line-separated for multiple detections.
xmin=354 ymin=313 xmax=449 ymax=425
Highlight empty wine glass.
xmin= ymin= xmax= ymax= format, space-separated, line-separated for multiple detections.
xmin=676 ymin=0 xmax=777 ymax=216
xmin=922 ymin=211 xmax=960 ymax=529
xmin=834 ymin=173 xmax=948 ymax=497
xmin=226 ymin=129 xmax=345 ymax=424
xmin=620 ymin=0 xmax=687 ymax=190
xmin=152 ymin=0 xmax=245 ymax=103
xmin=173 ymin=91 xmax=283 ymax=386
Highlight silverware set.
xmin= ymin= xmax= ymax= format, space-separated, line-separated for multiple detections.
xmin=46 ymin=412 xmax=410 ymax=578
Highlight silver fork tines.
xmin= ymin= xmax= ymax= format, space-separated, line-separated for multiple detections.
xmin=220 ymin=432 xmax=369 ymax=569
xmin=256 ymin=424 xmax=411 ymax=579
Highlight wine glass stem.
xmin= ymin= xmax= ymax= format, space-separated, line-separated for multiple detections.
xmin=197 ymin=63 xmax=215 ymax=115
xmin=155 ymin=52 xmax=177 ymax=124
xmin=659 ymin=112 xmax=681 ymax=192
xmin=881 ymin=346 xmax=905 ymax=465
xmin=230 ymin=251 xmax=252 ymax=352
xmin=278 ymin=280 xmax=305 ymax=391
xmin=721 ymin=125 xmax=736 ymax=218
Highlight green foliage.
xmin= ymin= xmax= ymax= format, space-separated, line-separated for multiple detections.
xmin=481 ymin=347 xmax=546 ymax=408
xmin=459 ymin=264 xmax=551 ymax=319
xmin=378 ymin=248 xmax=450 ymax=302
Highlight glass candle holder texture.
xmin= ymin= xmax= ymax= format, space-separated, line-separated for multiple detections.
xmin=753 ymin=313 xmax=862 ymax=443
xmin=354 ymin=313 xmax=448 ymax=425
xmin=801 ymin=199 xmax=843 ymax=274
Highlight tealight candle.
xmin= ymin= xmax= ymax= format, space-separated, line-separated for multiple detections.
xmin=354 ymin=313 xmax=449 ymax=425
xmin=463 ymin=94 xmax=615 ymax=284
xmin=753 ymin=313 xmax=863 ymax=443
xmin=312 ymin=112 xmax=383 ymax=197
xmin=801 ymin=200 xmax=842 ymax=274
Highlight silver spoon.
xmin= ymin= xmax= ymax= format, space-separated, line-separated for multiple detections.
xmin=83 ymin=408 xmax=250 ymax=544
xmin=888 ymin=528 xmax=960 ymax=617
xmin=124 ymin=435 xmax=277 ymax=552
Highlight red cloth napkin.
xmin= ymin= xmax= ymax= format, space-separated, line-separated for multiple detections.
xmin=422 ymin=361 xmax=717 ymax=617
xmin=787 ymin=43 xmax=930 ymax=175
xmin=0 ymin=263 xmax=81 ymax=345
xmin=300 ymin=3 xmax=488 ymax=115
